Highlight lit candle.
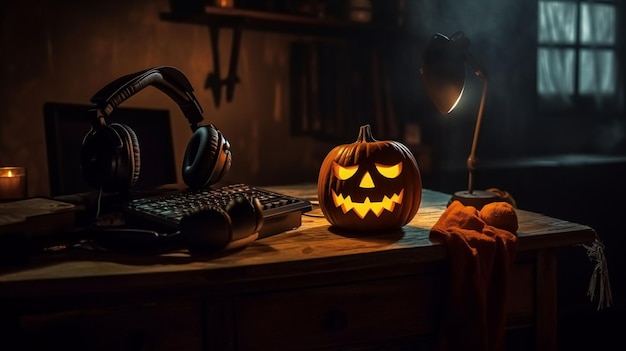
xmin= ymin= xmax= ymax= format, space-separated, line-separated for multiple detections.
xmin=0 ymin=167 xmax=27 ymax=200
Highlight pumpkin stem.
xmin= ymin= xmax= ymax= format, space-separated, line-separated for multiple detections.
xmin=357 ymin=124 xmax=377 ymax=143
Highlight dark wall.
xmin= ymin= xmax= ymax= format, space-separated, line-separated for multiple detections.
xmin=401 ymin=0 xmax=625 ymax=172
xmin=0 ymin=0 xmax=337 ymax=197
xmin=1 ymin=0 xmax=623 ymax=197
xmin=401 ymin=0 xmax=538 ymax=168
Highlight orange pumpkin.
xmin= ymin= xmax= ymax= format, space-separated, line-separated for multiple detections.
xmin=317 ymin=124 xmax=422 ymax=232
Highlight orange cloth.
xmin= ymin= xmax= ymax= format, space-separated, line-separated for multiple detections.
xmin=430 ymin=200 xmax=518 ymax=351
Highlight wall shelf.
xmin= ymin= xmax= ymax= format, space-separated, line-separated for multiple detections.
xmin=160 ymin=5 xmax=402 ymax=37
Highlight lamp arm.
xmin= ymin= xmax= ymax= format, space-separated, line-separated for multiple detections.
xmin=466 ymin=72 xmax=488 ymax=195
xmin=455 ymin=39 xmax=488 ymax=194
xmin=464 ymin=50 xmax=488 ymax=80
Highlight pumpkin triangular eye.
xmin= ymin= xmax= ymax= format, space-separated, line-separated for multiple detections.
xmin=333 ymin=162 xmax=359 ymax=180
xmin=375 ymin=162 xmax=402 ymax=178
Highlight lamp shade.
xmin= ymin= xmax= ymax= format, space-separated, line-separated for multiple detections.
xmin=421 ymin=33 xmax=466 ymax=114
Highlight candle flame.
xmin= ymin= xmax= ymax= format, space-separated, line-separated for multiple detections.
xmin=7 ymin=170 xmax=13 ymax=177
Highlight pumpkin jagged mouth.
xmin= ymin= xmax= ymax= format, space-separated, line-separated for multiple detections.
xmin=331 ymin=189 xmax=404 ymax=219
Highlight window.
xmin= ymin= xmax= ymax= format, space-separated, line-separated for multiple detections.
xmin=537 ymin=0 xmax=620 ymax=111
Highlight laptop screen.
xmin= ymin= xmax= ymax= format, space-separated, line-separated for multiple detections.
xmin=44 ymin=102 xmax=178 ymax=196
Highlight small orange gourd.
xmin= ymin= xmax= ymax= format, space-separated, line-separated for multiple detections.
xmin=317 ymin=124 xmax=422 ymax=232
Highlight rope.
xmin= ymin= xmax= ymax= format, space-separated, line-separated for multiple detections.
xmin=582 ymin=235 xmax=613 ymax=310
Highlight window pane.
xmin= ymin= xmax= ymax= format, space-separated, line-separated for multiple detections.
xmin=580 ymin=3 xmax=615 ymax=44
xmin=579 ymin=49 xmax=616 ymax=94
xmin=538 ymin=1 xmax=577 ymax=43
xmin=538 ymin=48 xmax=575 ymax=95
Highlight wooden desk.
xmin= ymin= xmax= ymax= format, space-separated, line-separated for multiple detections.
xmin=0 ymin=186 xmax=596 ymax=351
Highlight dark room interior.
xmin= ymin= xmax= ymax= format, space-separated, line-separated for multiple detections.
xmin=1 ymin=0 xmax=624 ymax=350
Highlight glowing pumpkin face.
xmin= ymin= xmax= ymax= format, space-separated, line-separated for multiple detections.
xmin=317 ymin=125 xmax=422 ymax=232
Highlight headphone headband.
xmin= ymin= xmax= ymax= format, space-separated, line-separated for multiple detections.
xmin=91 ymin=66 xmax=205 ymax=130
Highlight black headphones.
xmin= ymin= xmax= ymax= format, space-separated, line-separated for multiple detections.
xmin=80 ymin=66 xmax=232 ymax=193
xmin=90 ymin=195 xmax=264 ymax=254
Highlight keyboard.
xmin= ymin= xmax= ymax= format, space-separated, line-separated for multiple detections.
xmin=121 ymin=184 xmax=313 ymax=239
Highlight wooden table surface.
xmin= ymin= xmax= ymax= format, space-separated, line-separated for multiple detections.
xmin=0 ymin=185 xmax=596 ymax=299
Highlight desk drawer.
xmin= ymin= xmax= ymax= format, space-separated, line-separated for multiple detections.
xmin=235 ymin=275 xmax=440 ymax=350
xmin=19 ymin=299 xmax=203 ymax=351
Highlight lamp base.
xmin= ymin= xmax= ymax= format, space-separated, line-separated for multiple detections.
xmin=449 ymin=190 xmax=500 ymax=210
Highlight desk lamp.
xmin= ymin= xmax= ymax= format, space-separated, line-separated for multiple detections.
xmin=421 ymin=31 xmax=498 ymax=209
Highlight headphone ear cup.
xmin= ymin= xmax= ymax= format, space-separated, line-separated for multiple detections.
xmin=180 ymin=196 xmax=262 ymax=254
xmin=113 ymin=123 xmax=141 ymax=188
xmin=226 ymin=196 xmax=264 ymax=239
xmin=80 ymin=122 xmax=140 ymax=192
xmin=182 ymin=125 xmax=231 ymax=189
xmin=181 ymin=207 xmax=232 ymax=254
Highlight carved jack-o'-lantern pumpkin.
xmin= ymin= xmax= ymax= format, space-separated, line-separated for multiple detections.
xmin=317 ymin=124 xmax=422 ymax=232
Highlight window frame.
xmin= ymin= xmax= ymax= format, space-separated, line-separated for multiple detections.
xmin=536 ymin=0 xmax=624 ymax=117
